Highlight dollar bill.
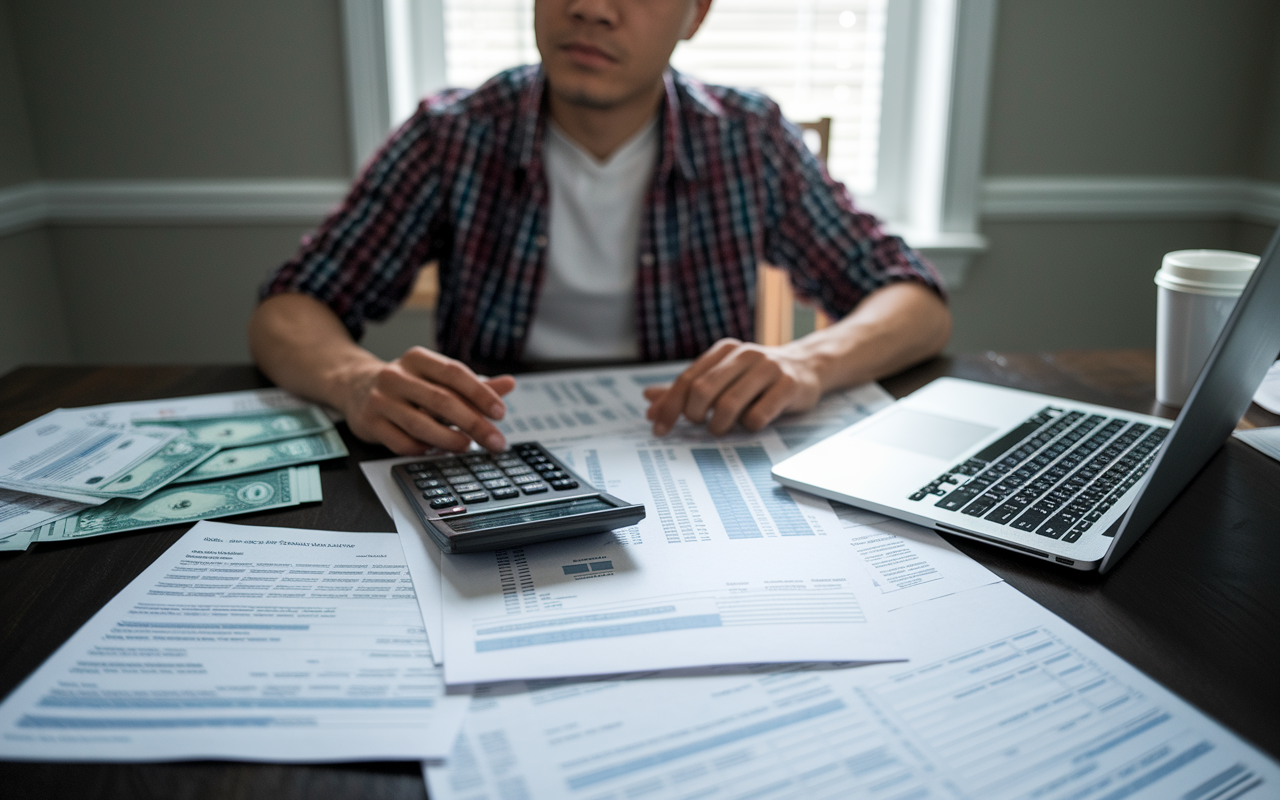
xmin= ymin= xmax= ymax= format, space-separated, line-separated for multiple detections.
xmin=33 ymin=465 xmax=323 ymax=543
xmin=74 ymin=439 xmax=222 ymax=501
xmin=0 ymin=528 xmax=35 ymax=551
xmin=173 ymin=429 xmax=347 ymax=484
xmin=132 ymin=407 xmax=334 ymax=448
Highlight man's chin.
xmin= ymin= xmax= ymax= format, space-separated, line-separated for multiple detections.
xmin=550 ymin=84 xmax=627 ymax=111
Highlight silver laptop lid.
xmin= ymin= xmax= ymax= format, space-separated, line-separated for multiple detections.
xmin=1102 ymin=226 xmax=1280 ymax=572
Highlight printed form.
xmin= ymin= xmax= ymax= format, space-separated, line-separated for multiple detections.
xmin=439 ymin=431 xmax=903 ymax=685
xmin=426 ymin=580 xmax=1279 ymax=800
xmin=0 ymin=521 xmax=469 ymax=762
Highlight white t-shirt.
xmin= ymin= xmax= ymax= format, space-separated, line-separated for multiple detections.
xmin=523 ymin=117 xmax=659 ymax=362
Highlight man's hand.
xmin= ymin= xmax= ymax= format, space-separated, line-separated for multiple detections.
xmin=644 ymin=339 xmax=823 ymax=436
xmin=339 ymin=347 xmax=517 ymax=456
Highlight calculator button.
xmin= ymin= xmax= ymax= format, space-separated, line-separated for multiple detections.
xmin=550 ymin=478 xmax=579 ymax=490
xmin=533 ymin=462 xmax=557 ymax=472
xmin=495 ymin=458 xmax=523 ymax=469
xmin=504 ymin=465 xmax=534 ymax=476
xmin=437 ymin=505 xmax=467 ymax=516
xmin=473 ymin=470 xmax=504 ymax=481
xmin=542 ymin=469 xmax=567 ymax=480
xmin=415 ymin=478 xmax=443 ymax=489
xmin=428 ymin=496 xmax=459 ymax=509
xmin=520 ymin=482 xmax=549 ymax=494
xmin=512 ymin=473 xmax=542 ymax=485
xmin=440 ymin=467 xmax=470 ymax=477
xmin=482 ymin=478 xmax=512 ymax=489
xmin=492 ymin=487 xmax=520 ymax=500
xmin=405 ymin=462 xmax=428 ymax=472
xmin=451 ymin=482 xmax=483 ymax=494
xmin=422 ymin=487 xmax=451 ymax=498
xmin=446 ymin=474 xmax=477 ymax=484
xmin=460 ymin=491 xmax=490 ymax=503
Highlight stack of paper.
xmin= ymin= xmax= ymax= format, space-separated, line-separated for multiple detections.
xmin=0 ymin=390 xmax=341 ymax=551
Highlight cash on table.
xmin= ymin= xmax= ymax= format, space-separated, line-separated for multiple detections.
xmin=0 ymin=389 xmax=342 ymax=551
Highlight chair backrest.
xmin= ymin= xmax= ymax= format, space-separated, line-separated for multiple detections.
xmin=757 ymin=117 xmax=833 ymax=346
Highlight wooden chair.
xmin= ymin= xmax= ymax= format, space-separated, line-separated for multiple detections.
xmin=756 ymin=117 xmax=834 ymax=346
xmin=405 ymin=117 xmax=837 ymax=345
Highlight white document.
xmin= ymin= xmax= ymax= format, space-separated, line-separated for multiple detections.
xmin=440 ymin=431 xmax=902 ymax=685
xmin=492 ymin=362 xmax=894 ymax=452
xmin=1252 ymin=359 xmax=1280 ymax=415
xmin=426 ymin=580 xmax=1280 ymax=800
xmin=1234 ymin=426 xmax=1280 ymax=463
xmin=0 ymin=521 xmax=470 ymax=762
xmin=0 ymin=410 xmax=180 ymax=503
xmin=0 ymin=487 xmax=86 ymax=536
xmin=361 ymin=456 xmax=448 ymax=665
xmin=830 ymin=502 xmax=1003 ymax=610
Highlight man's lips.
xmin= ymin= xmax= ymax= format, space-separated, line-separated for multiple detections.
xmin=560 ymin=42 xmax=619 ymax=68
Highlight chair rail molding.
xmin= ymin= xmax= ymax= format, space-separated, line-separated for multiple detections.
xmin=1 ymin=175 xmax=1276 ymax=241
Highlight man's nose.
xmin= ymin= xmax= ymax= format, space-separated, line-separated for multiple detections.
xmin=565 ymin=0 xmax=620 ymax=28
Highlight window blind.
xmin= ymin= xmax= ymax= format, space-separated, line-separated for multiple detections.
xmin=442 ymin=0 xmax=886 ymax=194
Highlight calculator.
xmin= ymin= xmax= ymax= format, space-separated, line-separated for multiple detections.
xmin=392 ymin=442 xmax=646 ymax=554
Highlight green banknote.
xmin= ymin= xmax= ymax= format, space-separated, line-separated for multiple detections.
xmin=76 ymin=439 xmax=221 ymax=501
xmin=0 ymin=528 xmax=34 ymax=551
xmin=173 ymin=429 xmax=347 ymax=484
xmin=133 ymin=407 xmax=334 ymax=448
xmin=33 ymin=465 xmax=323 ymax=542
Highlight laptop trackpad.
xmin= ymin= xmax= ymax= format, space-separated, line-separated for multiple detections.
xmin=853 ymin=409 xmax=997 ymax=461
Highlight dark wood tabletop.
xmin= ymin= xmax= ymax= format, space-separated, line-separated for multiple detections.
xmin=1 ymin=351 xmax=1278 ymax=799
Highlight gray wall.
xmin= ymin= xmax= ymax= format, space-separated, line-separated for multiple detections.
xmin=0 ymin=0 xmax=1277 ymax=375
xmin=947 ymin=0 xmax=1280 ymax=354
xmin=7 ymin=0 xmax=351 ymax=179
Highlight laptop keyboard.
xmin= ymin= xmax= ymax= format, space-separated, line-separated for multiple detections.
xmin=909 ymin=407 xmax=1168 ymax=543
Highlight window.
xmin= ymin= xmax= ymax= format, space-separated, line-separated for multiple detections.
xmin=343 ymin=0 xmax=996 ymax=286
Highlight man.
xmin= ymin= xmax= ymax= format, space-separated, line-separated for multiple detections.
xmin=249 ymin=0 xmax=950 ymax=456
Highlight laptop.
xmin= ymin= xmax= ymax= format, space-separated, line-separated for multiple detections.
xmin=773 ymin=225 xmax=1280 ymax=572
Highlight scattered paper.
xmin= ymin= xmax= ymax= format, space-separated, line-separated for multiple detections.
xmin=1234 ymin=426 xmax=1280 ymax=463
xmin=425 ymin=581 xmax=1279 ymax=800
xmin=1253 ymin=359 xmax=1280 ymax=415
xmin=0 ymin=521 xmax=470 ymax=762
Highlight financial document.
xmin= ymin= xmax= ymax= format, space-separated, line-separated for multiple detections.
xmin=0 ymin=411 xmax=181 ymax=504
xmin=830 ymin=502 xmax=1002 ymax=610
xmin=0 ymin=488 xmax=85 ymax=536
xmin=361 ymin=456 xmax=449 ymax=665
xmin=1234 ymin=426 xmax=1280 ymax=463
xmin=439 ymin=432 xmax=902 ymax=685
xmin=65 ymin=388 xmax=312 ymax=427
xmin=426 ymin=580 xmax=1279 ymax=800
xmin=0 ymin=521 xmax=469 ymax=762
xmin=492 ymin=362 xmax=893 ymax=451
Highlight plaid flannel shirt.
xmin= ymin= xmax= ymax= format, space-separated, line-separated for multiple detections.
xmin=262 ymin=65 xmax=943 ymax=372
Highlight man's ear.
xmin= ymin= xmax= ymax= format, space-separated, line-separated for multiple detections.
xmin=680 ymin=0 xmax=714 ymax=40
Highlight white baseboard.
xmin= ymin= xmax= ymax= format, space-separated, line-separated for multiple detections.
xmin=982 ymin=176 xmax=1280 ymax=224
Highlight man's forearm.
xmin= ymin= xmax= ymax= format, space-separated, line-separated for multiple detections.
xmin=248 ymin=293 xmax=383 ymax=412
xmin=785 ymin=281 xmax=951 ymax=393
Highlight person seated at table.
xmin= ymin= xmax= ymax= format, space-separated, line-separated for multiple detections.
xmin=249 ymin=0 xmax=951 ymax=456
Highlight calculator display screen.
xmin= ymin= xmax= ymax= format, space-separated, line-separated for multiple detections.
xmin=443 ymin=496 xmax=614 ymax=532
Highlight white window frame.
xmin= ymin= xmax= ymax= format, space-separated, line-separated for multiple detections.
xmin=340 ymin=0 xmax=996 ymax=287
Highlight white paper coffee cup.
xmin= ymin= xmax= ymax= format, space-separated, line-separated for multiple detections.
xmin=1155 ymin=249 xmax=1258 ymax=407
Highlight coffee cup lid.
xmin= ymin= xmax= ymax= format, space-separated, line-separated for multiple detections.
xmin=1155 ymin=249 xmax=1259 ymax=296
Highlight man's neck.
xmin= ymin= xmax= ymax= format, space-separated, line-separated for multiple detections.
xmin=546 ymin=79 xmax=664 ymax=161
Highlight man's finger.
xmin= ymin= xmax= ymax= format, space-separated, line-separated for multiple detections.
xmin=381 ymin=397 xmax=473 ymax=452
xmin=683 ymin=348 xmax=764 ymax=424
xmin=651 ymin=341 xmax=740 ymax=435
xmin=370 ymin=416 xmax=433 ymax=456
xmin=738 ymin=372 xmax=798 ymax=432
xmin=642 ymin=385 xmax=669 ymax=417
xmin=704 ymin=362 xmax=779 ymax=436
xmin=404 ymin=348 xmax=509 ymax=420
xmin=381 ymin=365 xmax=507 ymax=450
